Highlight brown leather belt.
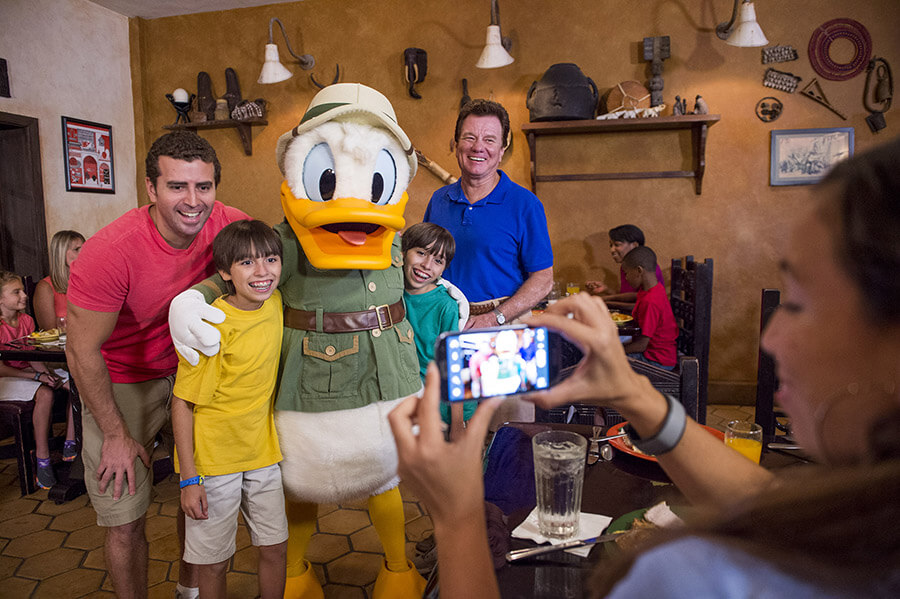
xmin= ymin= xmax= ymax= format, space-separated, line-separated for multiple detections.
xmin=284 ymin=301 xmax=405 ymax=333
xmin=468 ymin=297 xmax=508 ymax=316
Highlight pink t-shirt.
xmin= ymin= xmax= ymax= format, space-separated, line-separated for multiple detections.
xmin=632 ymin=283 xmax=678 ymax=367
xmin=68 ymin=202 xmax=248 ymax=383
xmin=40 ymin=276 xmax=68 ymax=319
xmin=1 ymin=313 xmax=35 ymax=370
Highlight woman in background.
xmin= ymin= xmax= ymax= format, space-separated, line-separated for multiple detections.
xmin=389 ymin=137 xmax=900 ymax=598
xmin=33 ymin=230 xmax=84 ymax=331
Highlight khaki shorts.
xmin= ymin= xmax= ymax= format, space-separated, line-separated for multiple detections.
xmin=81 ymin=376 xmax=175 ymax=527
xmin=183 ymin=463 xmax=288 ymax=565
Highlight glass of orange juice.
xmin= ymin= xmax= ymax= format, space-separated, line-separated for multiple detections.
xmin=566 ymin=282 xmax=580 ymax=296
xmin=725 ymin=420 xmax=763 ymax=463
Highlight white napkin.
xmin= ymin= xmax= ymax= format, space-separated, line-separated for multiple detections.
xmin=511 ymin=509 xmax=613 ymax=557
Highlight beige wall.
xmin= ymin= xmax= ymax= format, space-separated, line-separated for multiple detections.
xmin=0 ymin=0 xmax=137 ymax=238
xmin=13 ymin=0 xmax=898 ymax=403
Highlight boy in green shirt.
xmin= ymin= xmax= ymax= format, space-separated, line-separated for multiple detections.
xmin=401 ymin=223 xmax=472 ymax=440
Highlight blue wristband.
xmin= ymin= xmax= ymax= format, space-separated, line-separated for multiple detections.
xmin=179 ymin=475 xmax=204 ymax=489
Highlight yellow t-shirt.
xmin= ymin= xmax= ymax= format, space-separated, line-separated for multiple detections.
xmin=173 ymin=291 xmax=284 ymax=476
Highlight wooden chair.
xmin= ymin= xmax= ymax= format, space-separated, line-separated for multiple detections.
xmin=755 ymin=288 xmax=789 ymax=443
xmin=536 ymin=355 xmax=700 ymax=426
xmin=22 ymin=275 xmax=37 ymax=319
xmin=669 ymin=256 xmax=713 ymax=424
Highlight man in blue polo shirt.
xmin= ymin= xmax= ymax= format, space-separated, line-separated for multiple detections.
xmin=424 ymin=99 xmax=554 ymax=331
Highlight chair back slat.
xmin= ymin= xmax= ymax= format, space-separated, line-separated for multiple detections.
xmin=669 ymin=256 xmax=713 ymax=423
xmin=755 ymin=288 xmax=781 ymax=442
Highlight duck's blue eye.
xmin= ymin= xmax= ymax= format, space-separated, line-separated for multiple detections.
xmin=302 ymin=143 xmax=336 ymax=202
xmin=371 ymin=149 xmax=396 ymax=205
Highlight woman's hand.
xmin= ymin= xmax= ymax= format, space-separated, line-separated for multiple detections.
xmin=584 ymin=280 xmax=608 ymax=295
xmin=389 ymin=365 xmax=501 ymax=524
xmin=525 ymin=293 xmax=654 ymax=415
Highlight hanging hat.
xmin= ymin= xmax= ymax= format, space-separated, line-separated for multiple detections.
xmin=276 ymin=83 xmax=416 ymax=178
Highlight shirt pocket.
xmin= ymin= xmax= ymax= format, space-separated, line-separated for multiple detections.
xmin=299 ymin=333 xmax=360 ymax=396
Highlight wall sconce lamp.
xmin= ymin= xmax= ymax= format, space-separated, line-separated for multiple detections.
xmin=476 ymin=0 xmax=514 ymax=69
xmin=716 ymin=0 xmax=769 ymax=47
xmin=258 ymin=17 xmax=315 ymax=84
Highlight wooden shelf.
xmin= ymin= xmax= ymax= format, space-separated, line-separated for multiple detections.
xmin=522 ymin=114 xmax=721 ymax=195
xmin=163 ymin=117 xmax=268 ymax=156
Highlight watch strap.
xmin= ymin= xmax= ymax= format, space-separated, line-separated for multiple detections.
xmin=493 ymin=308 xmax=506 ymax=325
xmin=624 ymin=394 xmax=686 ymax=456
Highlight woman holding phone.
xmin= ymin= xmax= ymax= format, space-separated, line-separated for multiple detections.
xmin=389 ymin=137 xmax=900 ymax=598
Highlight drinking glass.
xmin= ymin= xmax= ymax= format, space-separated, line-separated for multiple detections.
xmin=725 ymin=420 xmax=763 ymax=463
xmin=532 ymin=430 xmax=587 ymax=540
xmin=566 ymin=282 xmax=580 ymax=296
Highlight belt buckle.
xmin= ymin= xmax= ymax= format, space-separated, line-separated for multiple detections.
xmin=375 ymin=304 xmax=393 ymax=330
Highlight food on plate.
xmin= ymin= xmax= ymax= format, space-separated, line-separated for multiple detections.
xmin=28 ymin=328 xmax=61 ymax=341
xmin=622 ymin=433 xmax=648 ymax=456
xmin=614 ymin=502 xmax=684 ymax=551
xmin=610 ymin=312 xmax=634 ymax=324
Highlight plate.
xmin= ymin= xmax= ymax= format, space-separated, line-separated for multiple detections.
xmin=602 ymin=505 xmax=689 ymax=557
xmin=607 ymin=421 xmax=725 ymax=462
xmin=28 ymin=331 xmax=60 ymax=343
xmin=610 ymin=312 xmax=634 ymax=325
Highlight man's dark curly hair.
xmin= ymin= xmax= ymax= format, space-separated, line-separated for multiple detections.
xmin=145 ymin=131 xmax=221 ymax=187
xmin=454 ymin=99 xmax=510 ymax=149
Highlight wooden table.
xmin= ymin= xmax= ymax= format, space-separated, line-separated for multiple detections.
xmin=0 ymin=339 xmax=86 ymax=502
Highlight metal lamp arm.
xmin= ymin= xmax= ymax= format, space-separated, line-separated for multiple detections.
xmin=716 ymin=0 xmax=743 ymax=40
xmin=489 ymin=0 xmax=513 ymax=52
xmin=269 ymin=17 xmax=315 ymax=70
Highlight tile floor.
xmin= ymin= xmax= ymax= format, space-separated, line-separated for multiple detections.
xmin=0 ymin=405 xmax=753 ymax=598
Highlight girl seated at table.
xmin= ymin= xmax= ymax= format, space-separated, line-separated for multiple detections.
xmin=33 ymin=229 xmax=84 ymax=331
xmin=0 ymin=270 xmax=71 ymax=489
xmin=388 ymin=137 xmax=900 ymax=598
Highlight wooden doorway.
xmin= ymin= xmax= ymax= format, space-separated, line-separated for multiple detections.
xmin=0 ymin=112 xmax=48 ymax=280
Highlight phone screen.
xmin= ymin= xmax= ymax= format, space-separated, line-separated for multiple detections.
xmin=441 ymin=326 xmax=552 ymax=402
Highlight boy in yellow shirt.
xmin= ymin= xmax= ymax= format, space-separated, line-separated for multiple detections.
xmin=172 ymin=220 xmax=287 ymax=599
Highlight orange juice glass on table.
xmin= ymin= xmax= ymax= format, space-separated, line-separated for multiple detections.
xmin=725 ymin=420 xmax=763 ymax=463
xmin=566 ymin=282 xmax=580 ymax=296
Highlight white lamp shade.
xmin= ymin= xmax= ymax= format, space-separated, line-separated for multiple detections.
xmin=725 ymin=2 xmax=769 ymax=47
xmin=476 ymin=25 xmax=514 ymax=69
xmin=258 ymin=43 xmax=294 ymax=84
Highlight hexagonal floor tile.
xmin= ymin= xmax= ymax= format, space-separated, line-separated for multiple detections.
xmin=3 ymin=529 xmax=66 ymax=558
xmin=325 ymin=551 xmax=382 ymax=587
xmin=0 ymin=512 xmax=52 ymax=538
xmin=30 ymin=566 xmax=104 ymax=598
xmin=17 ymin=546 xmax=84 ymax=579
xmin=307 ymin=532 xmax=351 ymax=563
xmin=318 ymin=508 xmax=371 ymax=536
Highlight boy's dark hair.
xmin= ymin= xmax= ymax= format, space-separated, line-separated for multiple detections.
xmin=622 ymin=245 xmax=657 ymax=272
xmin=145 ymin=131 xmax=221 ymax=187
xmin=401 ymin=222 xmax=456 ymax=265
xmin=455 ymin=99 xmax=510 ymax=149
xmin=608 ymin=224 xmax=646 ymax=245
xmin=213 ymin=220 xmax=283 ymax=290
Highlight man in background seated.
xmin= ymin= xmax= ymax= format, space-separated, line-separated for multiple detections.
xmin=621 ymin=246 xmax=677 ymax=370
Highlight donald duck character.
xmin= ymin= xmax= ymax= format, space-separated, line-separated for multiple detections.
xmin=170 ymin=83 xmax=426 ymax=598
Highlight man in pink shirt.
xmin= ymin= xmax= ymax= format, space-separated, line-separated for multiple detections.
xmin=67 ymin=132 xmax=248 ymax=599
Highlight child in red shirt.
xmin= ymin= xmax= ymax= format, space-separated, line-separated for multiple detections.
xmin=0 ymin=271 xmax=71 ymax=489
xmin=620 ymin=247 xmax=678 ymax=370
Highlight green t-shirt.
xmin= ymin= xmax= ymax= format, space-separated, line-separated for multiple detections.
xmin=404 ymin=285 xmax=476 ymax=423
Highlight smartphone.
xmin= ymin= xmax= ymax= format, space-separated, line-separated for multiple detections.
xmin=434 ymin=325 xmax=566 ymax=402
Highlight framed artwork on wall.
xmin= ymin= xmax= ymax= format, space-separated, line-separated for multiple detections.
xmin=770 ymin=127 xmax=854 ymax=186
xmin=61 ymin=116 xmax=115 ymax=193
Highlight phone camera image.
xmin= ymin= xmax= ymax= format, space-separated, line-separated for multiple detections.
xmin=445 ymin=327 xmax=550 ymax=401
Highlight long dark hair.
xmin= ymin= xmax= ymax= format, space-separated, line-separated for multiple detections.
xmin=593 ymin=139 xmax=900 ymax=596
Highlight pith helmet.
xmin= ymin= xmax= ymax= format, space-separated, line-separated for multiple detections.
xmin=275 ymin=83 xmax=416 ymax=178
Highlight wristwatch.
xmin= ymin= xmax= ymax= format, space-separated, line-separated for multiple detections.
xmin=493 ymin=308 xmax=506 ymax=325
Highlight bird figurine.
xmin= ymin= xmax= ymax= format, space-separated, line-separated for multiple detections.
xmin=693 ymin=94 xmax=709 ymax=115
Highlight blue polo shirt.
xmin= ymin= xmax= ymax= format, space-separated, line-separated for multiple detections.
xmin=424 ymin=171 xmax=553 ymax=302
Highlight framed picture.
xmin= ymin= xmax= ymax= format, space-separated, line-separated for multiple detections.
xmin=770 ymin=127 xmax=853 ymax=186
xmin=61 ymin=116 xmax=115 ymax=193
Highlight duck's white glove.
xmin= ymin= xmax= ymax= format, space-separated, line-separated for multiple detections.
xmin=168 ymin=289 xmax=225 ymax=366
xmin=436 ymin=278 xmax=469 ymax=331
